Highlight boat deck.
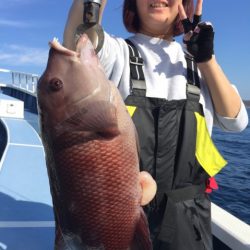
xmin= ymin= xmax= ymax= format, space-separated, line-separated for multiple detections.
xmin=0 ymin=93 xmax=54 ymax=250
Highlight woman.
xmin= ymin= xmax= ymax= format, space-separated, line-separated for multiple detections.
xmin=63 ymin=0 xmax=248 ymax=249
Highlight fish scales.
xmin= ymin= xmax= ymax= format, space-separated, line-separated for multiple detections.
xmin=37 ymin=35 xmax=152 ymax=250
xmin=53 ymin=128 xmax=140 ymax=247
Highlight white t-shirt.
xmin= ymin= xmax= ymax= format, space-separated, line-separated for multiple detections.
xmin=98 ymin=32 xmax=248 ymax=134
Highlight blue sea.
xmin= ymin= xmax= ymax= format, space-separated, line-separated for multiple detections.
xmin=211 ymin=108 xmax=250 ymax=225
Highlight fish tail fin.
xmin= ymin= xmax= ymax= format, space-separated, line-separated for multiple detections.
xmin=130 ymin=208 xmax=153 ymax=250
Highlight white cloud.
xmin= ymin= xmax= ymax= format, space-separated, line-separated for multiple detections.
xmin=0 ymin=44 xmax=49 ymax=67
xmin=0 ymin=19 xmax=32 ymax=28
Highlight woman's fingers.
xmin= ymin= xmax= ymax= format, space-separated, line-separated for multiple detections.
xmin=178 ymin=3 xmax=187 ymax=20
xmin=193 ymin=0 xmax=203 ymax=28
xmin=193 ymin=15 xmax=202 ymax=29
xmin=178 ymin=4 xmax=193 ymax=34
xmin=179 ymin=0 xmax=204 ymax=35
xmin=195 ymin=0 xmax=203 ymax=16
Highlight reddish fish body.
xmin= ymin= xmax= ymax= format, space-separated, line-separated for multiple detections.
xmin=37 ymin=35 xmax=152 ymax=250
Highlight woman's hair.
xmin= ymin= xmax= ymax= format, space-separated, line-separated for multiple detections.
xmin=123 ymin=0 xmax=194 ymax=36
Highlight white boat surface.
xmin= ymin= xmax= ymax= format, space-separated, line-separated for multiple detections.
xmin=0 ymin=69 xmax=249 ymax=250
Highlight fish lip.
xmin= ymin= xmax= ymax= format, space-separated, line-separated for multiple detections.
xmin=149 ymin=0 xmax=169 ymax=8
xmin=49 ymin=38 xmax=79 ymax=57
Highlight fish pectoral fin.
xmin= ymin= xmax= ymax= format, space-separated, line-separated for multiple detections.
xmin=62 ymin=100 xmax=120 ymax=137
xmin=84 ymin=100 xmax=120 ymax=138
xmin=139 ymin=171 xmax=157 ymax=206
xmin=130 ymin=208 xmax=153 ymax=250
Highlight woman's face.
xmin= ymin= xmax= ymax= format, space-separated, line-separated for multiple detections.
xmin=136 ymin=0 xmax=182 ymax=37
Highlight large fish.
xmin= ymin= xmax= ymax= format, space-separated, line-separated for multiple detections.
xmin=37 ymin=34 xmax=155 ymax=250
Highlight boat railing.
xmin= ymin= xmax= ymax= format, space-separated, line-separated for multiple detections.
xmin=212 ymin=203 xmax=250 ymax=249
xmin=0 ymin=68 xmax=39 ymax=95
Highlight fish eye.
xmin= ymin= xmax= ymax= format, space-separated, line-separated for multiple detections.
xmin=49 ymin=77 xmax=63 ymax=91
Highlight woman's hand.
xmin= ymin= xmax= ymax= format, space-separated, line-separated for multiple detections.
xmin=178 ymin=0 xmax=242 ymax=118
xmin=63 ymin=0 xmax=107 ymax=50
xmin=178 ymin=0 xmax=214 ymax=63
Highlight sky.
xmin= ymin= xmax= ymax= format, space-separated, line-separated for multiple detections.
xmin=0 ymin=0 xmax=250 ymax=99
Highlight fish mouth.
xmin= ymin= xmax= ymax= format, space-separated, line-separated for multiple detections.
xmin=49 ymin=38 xmax=79 ymax=57
xmin=149 ymin=1 xmax=169 ymax=8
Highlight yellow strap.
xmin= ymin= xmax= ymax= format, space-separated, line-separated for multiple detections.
xmin=195 ymin=112 xmax=227 ymax=177
xmin=126 ymin=105 xmax=137 ymax=117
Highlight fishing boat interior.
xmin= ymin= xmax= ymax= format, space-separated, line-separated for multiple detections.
xmin=0 ymin=69 xmax=249 ymax=250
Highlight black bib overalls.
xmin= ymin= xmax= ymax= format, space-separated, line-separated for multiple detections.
xmin=124 ymin=40 xmax=226 ymax=250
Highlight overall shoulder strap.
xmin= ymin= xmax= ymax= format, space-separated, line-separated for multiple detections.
xmin=185 ymin=53 xmax=201 ymax=102
xmin=126 ymin=39 xmax=200 ymax=100
xmin=125 ymin=39 xmax=146 ymax=96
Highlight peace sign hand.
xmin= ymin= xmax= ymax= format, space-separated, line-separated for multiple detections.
xmin=178 ymin=0 xmax=214 ymax=63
